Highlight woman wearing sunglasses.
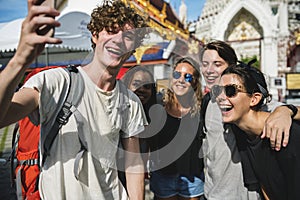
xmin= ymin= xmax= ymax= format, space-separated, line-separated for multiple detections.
xmin=199 ymin=40 xmax=300 ymax=200
xmin=214 ymin=64 xmax=300 ymax=200
xmin=148 ymin=57 xmax=205 ymax=200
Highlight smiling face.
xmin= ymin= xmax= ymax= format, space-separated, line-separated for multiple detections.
xmin=92 ymin=24 xmax=136 ymax=69
xmin=171 ymin=62 xmax=195 ymax=97
xmin=201 ymin=49 xmax=229 ymax=89
xmin=129 ymin=71 xmax=153 ymax=105
xmin=215 ymin=74 xmax=252 ymax=124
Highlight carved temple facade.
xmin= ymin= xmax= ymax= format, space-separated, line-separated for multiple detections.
xmin=192 ymin=0 xmax=300 ymax=99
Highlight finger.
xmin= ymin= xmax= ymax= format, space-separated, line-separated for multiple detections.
xmin=275 ymin=130 xmax=283 ymax=151
xmin=27 ymin=6 xmax=60 ymax=21
xmin=261 ymin=126 xmax=266 ymax=138
xmin=269 ymin=127 xmax=277 ymax=149
xmin=28 ymin=0 xmax=56 ymax=16
xmin=29 ymin=15 xmax=60 ymax=34
xmin=282 ymin=128 xmax=290 ymax=148
xmin=27 ymin=0 xmax=35 ymax=11
xmin=36 ymin=35 xmax=62 ymax=44
xmin=265 ymin=124 xmax=272 ymax=139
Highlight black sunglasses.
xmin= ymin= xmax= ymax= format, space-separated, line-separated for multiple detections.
xmin=172 ymin=71 xmax=193 ymax=83
xmin=211 ymin=84 xmax=247 ymax=98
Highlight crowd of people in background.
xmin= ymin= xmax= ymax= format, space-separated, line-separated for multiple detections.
xmin=1 ymin=0 xmax=300 ymax=200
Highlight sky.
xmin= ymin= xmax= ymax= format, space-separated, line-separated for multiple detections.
xmin=0 ymin=0 xmax=27 ymax=23
xmin=0 ymin=0 xmax=205 ymax=23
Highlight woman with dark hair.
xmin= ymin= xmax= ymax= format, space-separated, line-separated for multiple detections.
xmin=119 ymin=66 xmax=157 ymax=197
xmin=148 ymin=57 xmax=204 ymax=200
xmin=121 ymin=66 xmax=157 ymax=122
xmin=214 ymin=64 xmax=300 ymax=200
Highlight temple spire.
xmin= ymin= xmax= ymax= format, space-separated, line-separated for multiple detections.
xmin=179 ymin=0 xmax=187 ymax=26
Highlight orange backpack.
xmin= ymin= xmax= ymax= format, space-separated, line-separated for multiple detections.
xmin=12 ymin=117 xmax=41 ymax=200
xmin=10 ymin=65 xmax=85 ymax=200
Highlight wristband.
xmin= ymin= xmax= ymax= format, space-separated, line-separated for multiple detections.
xmin=282 ymin=104 xmax=298 ymax=119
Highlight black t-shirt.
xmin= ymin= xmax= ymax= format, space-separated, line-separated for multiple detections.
xmin=148 ymin=112 xmax=203 ymax=178
xmin=234 ymin=121 xmax=300 ymax=200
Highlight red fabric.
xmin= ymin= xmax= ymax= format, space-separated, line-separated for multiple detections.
xmin=15 ymin=117 xmax=40 ymax=199
xmin=24 ymin=66 xmax=61 ymax=82
xmin=203 ymin=86 xmax=211 ymax=95
xmin=116 ymin=67 xmax=129 ymax=80
xmin=15 ymin=66 xmax=62 ymax=199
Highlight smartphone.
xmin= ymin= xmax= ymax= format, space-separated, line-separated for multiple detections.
xmin=35 ymin=0 xmax=57 ymax=36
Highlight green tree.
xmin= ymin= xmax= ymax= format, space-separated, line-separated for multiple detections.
xmin=240 ymin=55 xmax=260 ymax=69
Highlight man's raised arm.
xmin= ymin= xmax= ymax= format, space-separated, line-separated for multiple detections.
xmin=0 ymin=0 xmax=61 ymax=125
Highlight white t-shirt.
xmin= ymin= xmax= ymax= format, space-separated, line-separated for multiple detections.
xmin=23 ymin=67 xmax=148 ymax=200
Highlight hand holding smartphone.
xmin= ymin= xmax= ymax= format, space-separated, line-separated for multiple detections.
xmin=35 ymin=0 xmax=57 ymax=36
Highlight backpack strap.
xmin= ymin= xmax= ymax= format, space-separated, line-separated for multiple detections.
xmin=118 ymin=81 xmax=130 ymax=123
xmin=199 ymin=92 xmax=211 ymax=138
xmin=42 ymin=65 xmax=85 ymax=165
xmin=15 ymin=158 xmax=39 ymax=200
xmin=7 ymin=122 xmax=20 ymax=197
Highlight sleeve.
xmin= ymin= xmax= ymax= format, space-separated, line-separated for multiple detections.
xmin=22 ymin=68 xmax=69 ymax=126
xmin=262 ymin=101 xmax=284 ymax=112
xmin=121 ymin=90 xmax=148 ymax=138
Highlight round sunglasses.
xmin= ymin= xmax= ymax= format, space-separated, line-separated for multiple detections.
xmin=172 ymin=71 xmax=193 ymax=83
xmin=211 ymin=84 xmax=247 ymax=98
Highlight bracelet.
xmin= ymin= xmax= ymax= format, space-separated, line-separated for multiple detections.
xmin=282 ymin=104 xmax=298 ymax=119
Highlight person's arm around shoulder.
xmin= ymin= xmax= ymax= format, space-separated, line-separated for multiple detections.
xmin=122 ymin=136 xmax=145 ymax=200
xmin=262 ymin=104 xmax=299 ymax=151
xmin=0 ymin=0 xmax=61 ymax=127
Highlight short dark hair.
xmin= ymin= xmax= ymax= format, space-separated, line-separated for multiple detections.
xmin=200 ymin=40 xmax=237 ymax=66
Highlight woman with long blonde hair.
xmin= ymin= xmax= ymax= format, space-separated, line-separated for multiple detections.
xmin=148 ymin=57 xmax=204 ymax=200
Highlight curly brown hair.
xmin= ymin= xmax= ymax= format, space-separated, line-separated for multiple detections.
xmin=87 ymin=0 xmax=148 ymax=49
xmin=164 ymin=57 xmax=203 ymax=117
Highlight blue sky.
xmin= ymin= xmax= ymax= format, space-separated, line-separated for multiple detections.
xmin=0 ymin=0 xmax=205 ymax=23
xmin=0 ymin=0 xmax=27 ymax=23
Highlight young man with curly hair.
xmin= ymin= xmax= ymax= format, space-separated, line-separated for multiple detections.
xmin=0 ymin=0 xmax=149 ymax=199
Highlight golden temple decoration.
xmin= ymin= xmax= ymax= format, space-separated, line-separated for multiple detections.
xmin=123 ymin=0 xmax=189 ymax=40
xmin=296 ymin=31 xmax=300 ymax=45
xmin=134 ymin=44 xmax=154 ymax=64
xmin=188 ymin=40 xmax=199 ymax=55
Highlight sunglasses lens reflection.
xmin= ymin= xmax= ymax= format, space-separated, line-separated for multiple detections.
xmin=173 ymin=71 xmax=181 ymax=79
xmin=184 ymin=74 xmax=193 ymax=83
xmin=172 ymin=71 xmax=193 ymax=83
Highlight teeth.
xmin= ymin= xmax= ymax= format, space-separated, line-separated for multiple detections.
xmin=107 ymin=47 xmax=123 ymax=55
xmin=176 ymin=85 xmax=185 ymax=89
xmin=206 ymin=77 xmax=216 ymax=81
xmin=219 ymin=105 xmax=232 ymax=112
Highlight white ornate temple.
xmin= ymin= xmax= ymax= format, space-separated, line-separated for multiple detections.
xmin=187 ymin=0 xmax=300 ymax=100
